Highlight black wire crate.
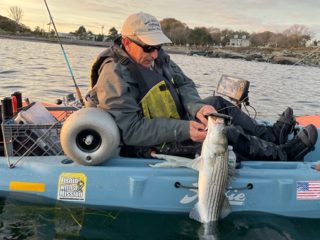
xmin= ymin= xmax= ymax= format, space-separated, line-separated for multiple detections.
xmin=1 ymin=122 xmax=63 ymax=157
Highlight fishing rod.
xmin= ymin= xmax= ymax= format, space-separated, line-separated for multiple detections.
xmin=43 ymin=0 xmax=84 ymax=106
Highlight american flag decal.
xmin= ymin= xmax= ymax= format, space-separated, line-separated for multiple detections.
xmin=296 ymin=181 xmax=320 ymax=200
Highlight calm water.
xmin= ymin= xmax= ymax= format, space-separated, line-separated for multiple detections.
xmin=1 ymin=38 xmax=320 ymax=121
xmin=1 ymin=38 xmax=320 ymax=239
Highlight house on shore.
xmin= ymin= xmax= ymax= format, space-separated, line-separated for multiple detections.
xmin=228 ymin=34 xmax=250 ymax=47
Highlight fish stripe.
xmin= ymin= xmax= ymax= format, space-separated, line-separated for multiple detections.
xmin=205 ymin=153 xmax=229 ymax=221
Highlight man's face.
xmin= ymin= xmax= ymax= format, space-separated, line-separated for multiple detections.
xmin=123 ymin=37 xmax=160 ymax=68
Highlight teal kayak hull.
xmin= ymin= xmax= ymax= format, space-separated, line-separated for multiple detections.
xmin=0 ymin=142 xmax=320 ymax=218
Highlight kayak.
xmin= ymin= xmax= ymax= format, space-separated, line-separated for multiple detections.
xmin=297 ymin=115 xmax=320 ymax=128
xmin=1 ymin=104 xmax=320 ymax=219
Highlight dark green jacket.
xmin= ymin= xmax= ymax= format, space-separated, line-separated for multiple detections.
xmin=86 ymin=44 xmax=205 ymax=147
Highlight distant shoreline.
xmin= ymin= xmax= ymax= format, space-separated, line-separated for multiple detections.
xmin=0 ymin=34 xmax=191 ymax=55
xmin=0 ymin=34 xmax=112 ymax=48
xmin=1 ymin=34 xmax=319 ymax=67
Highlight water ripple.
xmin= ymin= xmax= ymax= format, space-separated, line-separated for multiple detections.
xmin=0 ymin=70 xmax=18 ymax=74
xmin=1 ymin=38 xmax=320 ymax=122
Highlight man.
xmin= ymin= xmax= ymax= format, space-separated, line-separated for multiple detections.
xmin=86 ymin=12 xmax=317 ymax=161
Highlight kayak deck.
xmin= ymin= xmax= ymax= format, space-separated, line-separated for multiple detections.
xmin=0 ymin=150 xmax=320 ymax=218
xmin=1 ymin=113 xmax=320 ymax=218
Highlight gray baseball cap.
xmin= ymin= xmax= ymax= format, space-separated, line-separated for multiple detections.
xmin=121 ymin=12 xmax=172 ymax=46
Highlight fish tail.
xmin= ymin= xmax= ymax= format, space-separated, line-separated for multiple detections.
xmin=189 ymin=202 xmax=203 ymax=223
xmin=220 ymin=196 xmax=232 ymax=219
xmin=228 ymin=166 xmax=237 ymax=179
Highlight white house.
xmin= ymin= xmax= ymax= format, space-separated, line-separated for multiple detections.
xmin=229 ymin=35 xmax=250 ymax=47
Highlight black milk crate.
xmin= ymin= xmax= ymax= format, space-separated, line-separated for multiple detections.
xmin=1 ymin=122 xmax=63 ymax=157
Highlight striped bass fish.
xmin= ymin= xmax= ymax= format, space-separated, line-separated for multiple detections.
xmin=191 ymin=114 xmax=231 ymax=223
xmin=150 ymin=113 xmax=231 ymax=223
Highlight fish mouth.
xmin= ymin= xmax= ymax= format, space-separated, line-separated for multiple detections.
xmin=205 ymin=112 xmax=232 ymax=122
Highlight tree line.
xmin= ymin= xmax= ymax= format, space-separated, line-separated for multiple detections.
xmin=67 ymin=25 xmax=118 ymax=42
xmin=1 ymin=6 xmax=317 ymax=48
xmin=70 ymin=19 xmax=315 ymax=48
xmin=69 ymin=19 xmax=315 ymax=48
xmin=160 ymin=18 xmax=315 ymax=48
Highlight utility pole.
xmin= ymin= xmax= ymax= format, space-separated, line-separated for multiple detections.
xmin=47 ymin=21 xmax=52 ymax=34
xmin=101 ymin=25 xmax=104 ymax=35
xmin=101 ymin=25 xmax=104 ymax=41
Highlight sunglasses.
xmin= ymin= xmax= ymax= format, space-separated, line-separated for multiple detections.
xmin=128 ymin=38 xmax=162 ymax=53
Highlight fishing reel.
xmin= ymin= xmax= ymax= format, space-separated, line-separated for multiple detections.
xmin=56 ymin=93 xmax=83 ymax=109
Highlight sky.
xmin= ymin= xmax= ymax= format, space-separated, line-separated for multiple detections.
xmin=1 ymin=0 xmax=320 ymax=39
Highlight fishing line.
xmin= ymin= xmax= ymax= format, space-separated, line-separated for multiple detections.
xmin=292 ymin=45 xmax=320 ymax=66
xmin=43 ymin=0 xmax=84 ymax=106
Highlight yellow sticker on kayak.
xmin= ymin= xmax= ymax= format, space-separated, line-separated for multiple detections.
xmin=10 ymin=181 xmax=45 ymax=192
xmin=57 ymin=172 xmax=87 ymax=201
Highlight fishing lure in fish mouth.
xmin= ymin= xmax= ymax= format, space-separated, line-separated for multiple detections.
xmin=205 ymin=112 xmax=231 ymax=120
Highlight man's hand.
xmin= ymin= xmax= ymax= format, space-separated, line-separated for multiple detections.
xmin=196 ymin=105 xmax=217 ymax=126
xmin=189 ymin=121 xmax=207 ymax=142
